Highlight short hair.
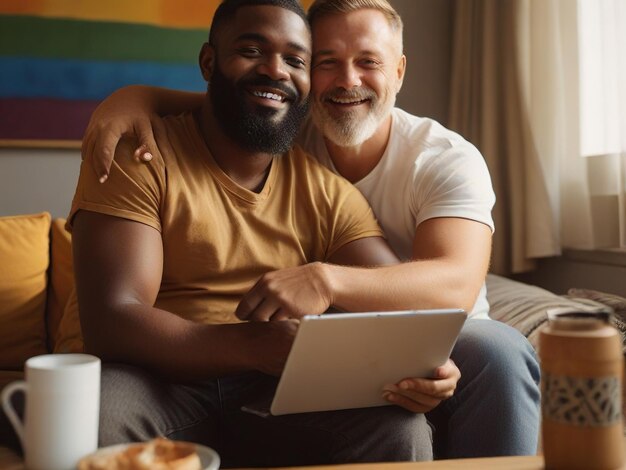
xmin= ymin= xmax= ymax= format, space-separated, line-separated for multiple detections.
xmin=307 ymin=0 xmax=403 ymax=35
xmin=209 ymin=0 xmax=309 ymax=46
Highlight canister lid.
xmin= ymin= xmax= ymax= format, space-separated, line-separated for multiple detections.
xmin=547 ymin=307 xmax=613 ymax=332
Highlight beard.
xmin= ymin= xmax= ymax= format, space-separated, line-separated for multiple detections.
xmin=311 ymin=86 xmax=395 ymax=147
xmin=209 ymin=62 xmax=309 ymax=155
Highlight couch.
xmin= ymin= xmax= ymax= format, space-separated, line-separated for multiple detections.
xmin=0 ymin=212 xmax=77 ymax=392
xmin=2 ymin=211 xmax=626 ymax=401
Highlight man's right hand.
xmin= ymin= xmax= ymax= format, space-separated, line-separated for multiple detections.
xmin=82 ymin=86 xmax=158 ymax=183
xmin=82 ymin=86 xmax=205 ymax=183
xmin=236 ymin=262 xmax=334 ymax=322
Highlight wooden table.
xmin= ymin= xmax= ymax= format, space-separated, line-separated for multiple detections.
xmin=0 ymin=447 xmax=544 ymax=470
xmin=235 ymin=456 xmax=545 ymax=469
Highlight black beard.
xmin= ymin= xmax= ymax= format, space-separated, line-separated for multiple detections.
xmin=209 ymin=63 xmax=309 ymax=155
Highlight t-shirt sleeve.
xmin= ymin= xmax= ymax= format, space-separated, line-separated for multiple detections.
xmin=66 ymin=137 xmax=166 ymax=233
xmin=412 ymin=144 xmax=496 ymax=232
xmin=325 ymin=180 xmax=384 ymax=258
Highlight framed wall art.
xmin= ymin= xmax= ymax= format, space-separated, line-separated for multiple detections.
xmin=0 ymin=0 xmax=313 ymax=148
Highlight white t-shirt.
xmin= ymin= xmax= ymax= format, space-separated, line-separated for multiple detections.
xmin=298 ymin=108 xmax=496 ymax=318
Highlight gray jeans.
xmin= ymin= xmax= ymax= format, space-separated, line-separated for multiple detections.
xmin=98 ymin=366 xmax=432 ymax=468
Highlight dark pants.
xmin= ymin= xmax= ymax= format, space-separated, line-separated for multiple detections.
xmin=0 ymin=390 xmax=22 ymax=454
xmin=95 ymin=365 xmax=431 ymax=468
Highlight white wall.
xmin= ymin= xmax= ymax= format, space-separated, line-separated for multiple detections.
xmin=394 ymin=0 xmax=453 ymax=125
xmin=515 ymin=252 xmax=626 ymax=298
xmin=0 ymin=147 xmax=80 ymax=219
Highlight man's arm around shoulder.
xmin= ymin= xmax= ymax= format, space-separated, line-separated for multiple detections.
xmin=328 ymin=217 xmax=492 ymax=314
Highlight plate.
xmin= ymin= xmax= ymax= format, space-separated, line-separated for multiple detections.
xmin=79 ymin=441 xmax=220 ymax=469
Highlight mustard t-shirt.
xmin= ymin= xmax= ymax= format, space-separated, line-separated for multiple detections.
xmin=66 ymin=111 xmax=383 ymax=326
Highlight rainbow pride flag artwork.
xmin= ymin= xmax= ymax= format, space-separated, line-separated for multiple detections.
xmin=0 ymin=0 xmax=313 ymax=146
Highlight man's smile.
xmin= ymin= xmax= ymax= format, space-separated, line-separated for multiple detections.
xmin=321 ymin=88 xmax=376 ymax=112
xmin=247 ymin=86 xmax=290 ymax=109
xmin=327 ymin=96 xmax=370 ymax=107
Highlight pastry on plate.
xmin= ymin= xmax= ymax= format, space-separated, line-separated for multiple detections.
xmin=78 ymin=437 xmax=202 ymax=470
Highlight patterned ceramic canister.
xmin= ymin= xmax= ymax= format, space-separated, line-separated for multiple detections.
xmin=540 ymin=308 xmax=624 ymax=470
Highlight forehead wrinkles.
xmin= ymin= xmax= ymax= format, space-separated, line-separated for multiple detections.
xmin=312 ymin=11 xmax=402 ymax=58
xmin=231 ymin=6 xmax=310 ymax=51
xmin=312 ymin=39 xmax=401 ymax=67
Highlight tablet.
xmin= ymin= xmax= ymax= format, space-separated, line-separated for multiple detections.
xmin=246 ymin=309 xmax=466 ymax=416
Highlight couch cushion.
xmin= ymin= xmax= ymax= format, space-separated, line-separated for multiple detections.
xmin=566 ymin=288 xmax=626 ymax=316
xmin=486 ymin=274 xmax=607 ymax=349
xmin=47 ymin=218 xmax=74 ymax=350
xmin=0 ymin=212 xmax=50 ymax=370
xmin=54 ymin=288 xmax=83 ymax=353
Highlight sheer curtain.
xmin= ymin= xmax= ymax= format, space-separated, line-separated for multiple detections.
xmin=449 ymin=0 xmax=626 ymax=275
xmin=520 ymin=0 xmax=626 ymax=249
xmin=577 ymin=0 xmax=626 ymax=248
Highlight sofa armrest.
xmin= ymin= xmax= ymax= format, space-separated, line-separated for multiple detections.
xmin=486 ymin=274 xmax=606 ymax=349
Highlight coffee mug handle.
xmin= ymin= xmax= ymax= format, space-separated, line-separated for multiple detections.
xmin=1 ymin=381 xmax=26 ymax=448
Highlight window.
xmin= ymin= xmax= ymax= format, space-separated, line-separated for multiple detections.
xmin=577 ymin=0 xmax=626 ymax=248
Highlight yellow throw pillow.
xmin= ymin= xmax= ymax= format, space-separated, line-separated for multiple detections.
xmin=0 ymin=212 xmax=51 ymax=369
xmin=47 ymin=218 xmax=74 ymax=350
xmin=54 ymin=288 xmax=84 ymax=353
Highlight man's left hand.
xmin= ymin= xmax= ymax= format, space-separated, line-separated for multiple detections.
xmin=382 ymin=359 xmax=460 ymax=413
xmin=236 ymin=262 xmax=334 ymax=321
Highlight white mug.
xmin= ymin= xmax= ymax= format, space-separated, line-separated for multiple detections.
xmin=1 ymin=354 xmax=101 ymax=470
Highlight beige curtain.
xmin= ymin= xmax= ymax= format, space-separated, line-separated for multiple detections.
xmin=448 ymin=0 xmax=559 ymax=275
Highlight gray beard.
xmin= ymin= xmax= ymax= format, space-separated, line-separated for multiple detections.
xmin=311 ymin=96 xmax=395 ymax=147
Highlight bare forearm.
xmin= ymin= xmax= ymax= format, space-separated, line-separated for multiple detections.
xmin=326 ymin=260 xmax=484 ymax=314
xmin=111 ymin=85 xmax=204 ymax=116
xmin=82 ymin=303 xmax=257 ymax=382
